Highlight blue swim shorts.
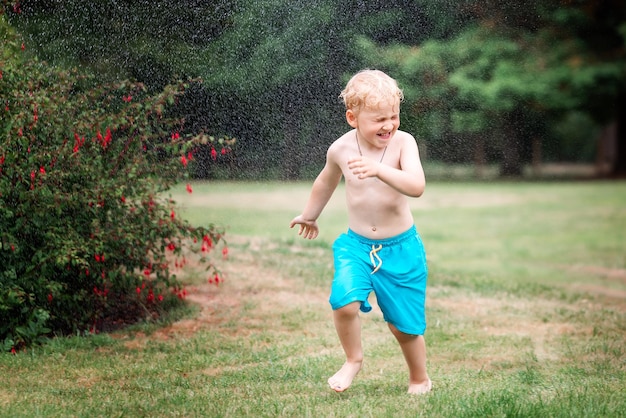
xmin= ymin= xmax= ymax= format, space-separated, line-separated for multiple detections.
xmin=329 ymin=225 xmax=428 ymax=335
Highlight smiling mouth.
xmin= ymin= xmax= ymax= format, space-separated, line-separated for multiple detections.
xmin=377 ymin=132 xmax=392 ymax=139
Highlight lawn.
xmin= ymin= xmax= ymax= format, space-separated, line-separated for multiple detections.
xmin=1 ymin=180 xmax=625 ymax=417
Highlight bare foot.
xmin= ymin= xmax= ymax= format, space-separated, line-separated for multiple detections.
xmin=408 ymin=378 xmax=432 ymax=395
xmin=327 ymin=361 xmax=362 ymax=392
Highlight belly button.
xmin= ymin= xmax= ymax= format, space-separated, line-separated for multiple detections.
xmin=372 ymin=226 xmax=377 ymax=231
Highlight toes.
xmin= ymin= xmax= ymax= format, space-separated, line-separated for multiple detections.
xmin=328 ymin=379 xmax=345 ymax=392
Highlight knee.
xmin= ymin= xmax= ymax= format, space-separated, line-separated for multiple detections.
xmin=388 ymin=323 xmax=419 ymax=341
xmin=334 ymin=302 xmax=361 ymax=319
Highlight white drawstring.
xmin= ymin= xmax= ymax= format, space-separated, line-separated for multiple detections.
xmin=369 ymin=244 xmax=383 ymax=274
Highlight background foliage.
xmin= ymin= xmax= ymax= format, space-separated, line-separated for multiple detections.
xmin=7 ymin=0 xmax=626 ymax=178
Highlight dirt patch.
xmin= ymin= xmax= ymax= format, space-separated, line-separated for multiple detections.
xmin=121 ymin=235 xmax=329 ymax=349
xmin=0 ymin=391 xmax=16 ymax=409
xmin=555 ymin=264 xmax=626 ymax=310
xmin=428 ymin=288 xmax=599 ymax=368
xmin=571 ymin=284 xmax=626 ymax=304
xmin=564 ymin=264 xmax=626 ymax=284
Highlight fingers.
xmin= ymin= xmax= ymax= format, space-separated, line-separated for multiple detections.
xmin=299 ymin=224 xmax=318 ymax=239
xmin=290 ymin=219 xmax=318 ymax=239
xmin=300 ymin=225 xmax=318 ymax=240
xmin=347 ymin=156 xmax=362 ymax=169
xmin=348 ymin=157 xmax=375 ymax=179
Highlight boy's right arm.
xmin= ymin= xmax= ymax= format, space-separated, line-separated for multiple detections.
xmin=290 ymin=150 xmax=343 ymax=239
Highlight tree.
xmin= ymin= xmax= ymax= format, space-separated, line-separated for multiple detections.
xmin=364 ymin=0 xmax=626 ymax=177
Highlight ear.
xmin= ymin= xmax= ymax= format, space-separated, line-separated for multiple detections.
xmin=346 ymin=109 xmax=358 ymax=128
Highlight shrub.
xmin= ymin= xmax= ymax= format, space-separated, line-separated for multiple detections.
xmin=0 ymin=16 xmax=228 ymax=350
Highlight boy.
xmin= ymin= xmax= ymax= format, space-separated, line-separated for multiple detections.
xmin=289 ymin=69 xmax=431 ymax=394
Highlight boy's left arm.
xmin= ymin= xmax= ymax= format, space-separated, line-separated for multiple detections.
xmin=349 ymin=134 xmax=425 ymax=197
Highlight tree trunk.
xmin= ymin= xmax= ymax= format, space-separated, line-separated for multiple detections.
xmin=531 ymin=136 xmax=542 ymax=177
xmin=500 ymin=112 xmax=523 ymax=177
xmin=473 ymin=134 xmax=486 ymax=178
xmin=595 ymin=122 xmax=617 ymax=177
xmin=610 ymin=92 xmax=626 ymax=178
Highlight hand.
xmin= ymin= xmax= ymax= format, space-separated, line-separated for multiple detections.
xmin=289 ymin=215 xmax=319 ymax=239
xmin=348 ymin=156 xmax=379 ymax=179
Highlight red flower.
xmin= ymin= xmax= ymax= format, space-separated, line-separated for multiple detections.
xmin=97 ymin=128 xmax=112 ymax=149
xmin=186 ymin=183 xmax=193 ymax=194
xmin=171 ymin=132 xmax=180 ymax=140
xmin=167 ymin=242 xmax=176 ymax=251
xmin=222 ymin=246 xmax=229 ymax=259
xmin=11 ymin=347 xmax=16 ymax=355
xmin=158 ymin=294 xmax=164 ymax=302
xmin=47 ymin=293 xmax=53 ymax=303
xmin=221 ymin=148 xmax=227 ymax=155
xmin=73 ymin=133 xmax=85 ymax=153
xmin=180 ymin=155 xmax=188 ymax=167
xmin=211 ymin=147 xmax=217 ymax=161
xmin=170 ymin=210 xmax=175 ymax=220
xmin=93 ymin=286 xmax=109 ymax=297
xmin=21 ymin=43 xmax=25 ymax=51
xmin=136 ymin=287 xmax=142 ymax=295
xmin=122 ymin=95 xmax=132 ymax=103
xmin=104 ymin=128 xmax=112 ymax=146
xmin=203 ymin=235 xmax=213 ymax=247
xmin=121 ymin=195 xmax=126 ymax=203
xmin=209 ymin=273 xmax=222 ymax=285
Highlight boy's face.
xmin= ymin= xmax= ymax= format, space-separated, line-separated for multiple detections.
xmin=346 ymin=101 xmax=400 ymax=149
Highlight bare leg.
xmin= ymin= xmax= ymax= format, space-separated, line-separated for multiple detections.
xmin=328 ymin=302 xmax=363 ymax=392
xmin=388 ymin=323 xmax=431 ymax=394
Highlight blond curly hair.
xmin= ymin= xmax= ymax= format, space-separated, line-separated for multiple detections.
xmin=339 ymin=69 xmax=404 ymax=113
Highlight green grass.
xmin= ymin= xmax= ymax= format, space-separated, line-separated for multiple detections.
xmin=1 ymin=180 xmax=625 ymax=417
